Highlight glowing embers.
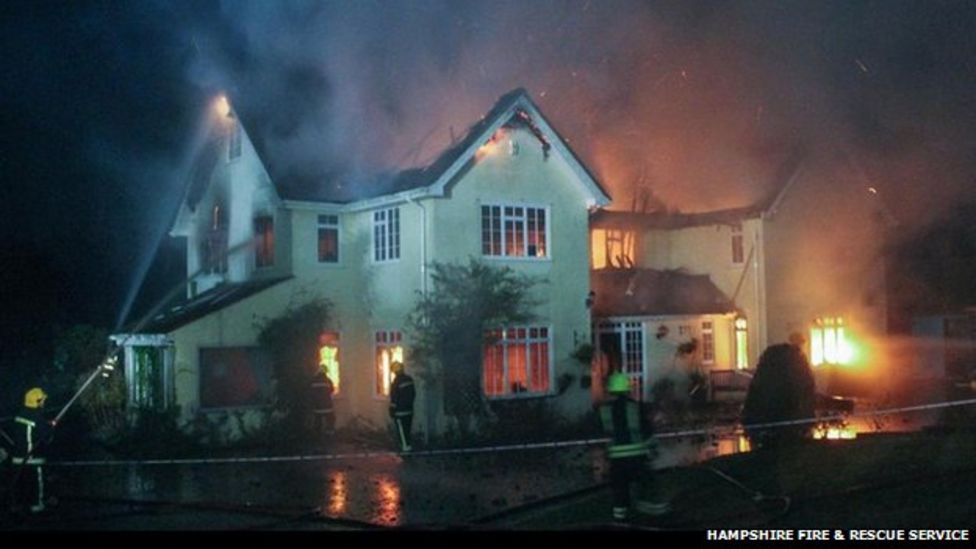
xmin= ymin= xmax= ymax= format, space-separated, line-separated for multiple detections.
xmin=810 ymin=316 xmax=856 ymax=366
xmin=813 ymin=422 xmax=858 ymax=440
xmin=325 ymin=470 xmax=347 ymax=516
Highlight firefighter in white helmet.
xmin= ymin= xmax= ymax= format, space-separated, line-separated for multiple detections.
xmin=11 ymin=387 xmax=54 ymax=514
xmin=599 ymin=372 xmax=670 ymax=523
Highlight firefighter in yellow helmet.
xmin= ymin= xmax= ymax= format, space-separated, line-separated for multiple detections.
xmin=11 ymin=387 xmax=54 ymax=514
xmin=599 ymin=372 xmax=670 ymax=523
xmin=389 ymin=361 xmax=415 ymax=452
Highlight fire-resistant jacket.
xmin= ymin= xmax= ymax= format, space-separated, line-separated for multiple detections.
xmin=389 ymin=373 xmax=416 ymax=418
xmin=598 ymin=396 xmax=651 ymax=459
xmin=12 ymin=407 xmax=51 ymax=464
xmin=310 ymin=370 xmax=335 ymax=414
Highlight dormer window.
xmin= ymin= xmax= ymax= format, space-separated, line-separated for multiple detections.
xmin=228 ymin=121 xmax=242 ymax=161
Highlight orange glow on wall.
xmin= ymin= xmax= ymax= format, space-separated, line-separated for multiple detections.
xmin=475 ymin=129 xmax=506 ymax=161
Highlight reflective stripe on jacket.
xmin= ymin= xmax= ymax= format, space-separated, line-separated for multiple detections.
xmin=599 ymin=397 xmax=649 ymax=459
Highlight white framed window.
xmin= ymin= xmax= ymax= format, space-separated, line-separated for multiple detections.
xmin=375 ymin=331 xmax=403 ymax=397
xmin=483 ymin=326 xmax=551 ymax=398
xmin=591 ymin=229 xmax=636 ymax=269
xmin=701 ymin=321 xmax=714 ymax=364
xmin=597 ymin=321 xmax=644 ymax=401
xmin=317 ymin=214 xmax=339 ymax=263
xmin=373 ymin=208 xmax=400 ymax=262
xmin=481 ymin=204 xmax=548 ymax=258
xmin=228 ymin=121 xmax=242 ymax=160
xmin=735 ymin=318 xmax=748 ymax=369
xmin=731 ymin=223 xmax=744 ymax=264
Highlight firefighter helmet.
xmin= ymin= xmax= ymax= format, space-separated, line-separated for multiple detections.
xmin=24 ymin=387 xmax=48 ymax=409
xmin=607 ymin=373 xmax=631 ymax=394
xmin=391 ymin=361 xmax=404 ymax=375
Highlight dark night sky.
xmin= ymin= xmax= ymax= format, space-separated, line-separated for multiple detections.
xmin=2 ymin=0 xmax=976 ymax=360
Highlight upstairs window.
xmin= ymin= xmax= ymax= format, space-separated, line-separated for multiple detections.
xmin=731 ymin=223 xmax=744 ymax=264
xmin=254 ymin=215 xmax=275 ymax=268
xmin=318 ymin=214 xmax=339 ymax=263
xmin=375 ymin=331 xmax=403 ymax=397
xmin=373 ymin=208 xmax=400 ymax=262
xmin=591 ymin=229 xmax=635 ymax=269
xmin=482 ymin=205 xmax=547 ymax=258
xmin=483 ymin=327 xmax=551 ymax=398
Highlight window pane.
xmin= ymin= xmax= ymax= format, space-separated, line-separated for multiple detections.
xmin=318 ymin=228 xmax=339 ymax=262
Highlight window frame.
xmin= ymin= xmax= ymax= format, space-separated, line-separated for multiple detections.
xmin=372 ymin=207 xmax=401 ymax=263
xmin=701 ymin=320 xmax=715 ymax=365
xmin=253 ymin=215 xmax=275 ymax=269
xmin=482 ymin=325 xmax=554 ymax=400
xmin=481 ymin=203 xmax=551 ymax=261
xmin=317 ymin=214 xmax=340 ymax=264
xmin=731 ymin=223 xmax=745 ymax=265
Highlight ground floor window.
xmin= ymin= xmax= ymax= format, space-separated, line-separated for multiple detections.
xmin=483 ymin=327 xmax=551 ymax=397
xmin=199 ymin=347 xmax=273 ymax=409
xmin=319 ymin=331 xmax=340 ymax=394
xmin=735 ymin=318 xmax=749 ymax=369
xmin=810 ymin=316 xmax=853 ymax=366
xmin=130 ymin=345 xmax=173 ymax=410
xmin=701 ymin=321 xmax=715 ymax=364
xmin=375 ymin=331 xmax=403 ymax=397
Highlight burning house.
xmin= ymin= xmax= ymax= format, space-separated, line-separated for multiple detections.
xmin=589 ymin=149 xmax=894 ymax=400
xmin=113 ymin=89 xmax=610 ymax=439
xmin=111 ymin=85 xmax=894 ymax=441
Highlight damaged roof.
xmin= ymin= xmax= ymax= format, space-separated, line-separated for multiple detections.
xmin=140 ymin=276 xmax=292 ymax=333
xmin=591 ymin=149 xmax=805 ymax=230
xmin=591 ymin=268 xmax=737 ymax=318
xmin=227 ymin=88 xmax=609 ymax=205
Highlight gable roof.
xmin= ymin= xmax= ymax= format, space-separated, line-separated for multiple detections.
xmin=591 ymin=268 xmax=737 ymax=318
xmin=234 ymin=88 xmax=611 ymax=206
xmin=140 ymin=276 xmax=292 ymax=334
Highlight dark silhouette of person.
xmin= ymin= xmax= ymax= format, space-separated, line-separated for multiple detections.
xmin=741 ymin=343 xmax=816 ymax=497
xmin=309 ymin=368 xmax=336 ymax=436
xmin=389 ymin=362 xmax=415 ymax=452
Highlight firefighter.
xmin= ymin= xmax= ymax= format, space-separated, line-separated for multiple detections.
xmin=389 ymin=361 xmax=415 ymax=452
xmin=11 ymin=387 xmax=54 ymax=514
xmin=599 ymin=372 xmax=670 ymax=523
xmin=310 ymin=367 xmax=336 ymax=436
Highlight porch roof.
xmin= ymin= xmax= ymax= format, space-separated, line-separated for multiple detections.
xmin=591 ymin=268 xmax=736 ymax=318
